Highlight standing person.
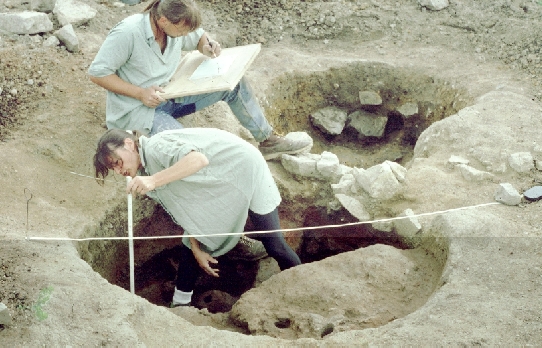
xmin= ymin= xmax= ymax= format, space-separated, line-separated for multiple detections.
xmin=88 ymin=0 xmax=311 ymax=160
xmin=93 ymin=128 xmax=302 ymax=307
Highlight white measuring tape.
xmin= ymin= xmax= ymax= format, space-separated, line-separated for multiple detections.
xmin=26 ymin=202 xmax=500 ymax=242
xmin=24 ymin=173 xmax=500 ymax=299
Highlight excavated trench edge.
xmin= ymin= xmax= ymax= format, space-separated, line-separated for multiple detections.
xmin=77 ymin=60 xmax=468 ymax=338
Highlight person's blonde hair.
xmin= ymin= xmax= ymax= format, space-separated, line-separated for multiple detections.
xmin=144 ymin=0 xmax=202 ymax=31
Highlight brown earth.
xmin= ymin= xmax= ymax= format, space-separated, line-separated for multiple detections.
xmin=1 ymin=0 xmax=542 ymax=345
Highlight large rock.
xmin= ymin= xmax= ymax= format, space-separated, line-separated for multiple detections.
xmin=353 ymin=161 xmax=406 ymax=200
xmin=281 ymin=153 xmax=321 ymax=179
xmin=310 ymin=107 xmax=348 ymax=135
xmin=316 ymin=151 xmax=342 ymax=181
xmin=53 ymin=0 xmax=97 ymax=27
xmin=54 ymin=24 xmax=79 ymax=52
xmin=0 ymin=11 xmax=53 ymax=34
xmin=457 ymin=164 xmax=495 ymax=182
xmin=394 ymin=208 xmax=422 ymax=238
xmin=348 ymin=110 xmax=388 ymax=138
xmin=494 ymin=183 xmax=522 ymax=206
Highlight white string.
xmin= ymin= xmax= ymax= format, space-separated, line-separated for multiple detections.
xmin=26 ymin=202 xmax=500 ymax=242
xmin=69 ymin=171 xmax=123 ymax=184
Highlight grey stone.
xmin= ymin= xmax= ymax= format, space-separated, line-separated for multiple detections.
xmin=372 ymin=218 xmax=394 ymax=233
xmin=348 ymin=110 xmax=388 ymax=138
xmin=316 ymin=151 xmax=341 ymax=181
xmin=494 ymin=183 xmax=522 ymax=206
xmin=508 ymin=152 xmax=534 ymax=173
xmin=396 ymin=102 xmax=418 ymax=117
xmin=385 ymin=160 xmax=407 ymax=183
xmin=43 ymin=35 xmax=60 ymax=47
xmin=418 ymin=0 xmax=449 ymax=11
xmin=310 ymin=107 xmax=348 ymax=135
xmin=523 ymin=186 xmax=542 ymax=202
xmin=281 ymin=153 xmax=321 ymax=179
xmin=358 ymin=90 xmax=382 ymax=105
xmin=394 ymin=209 xmax=422 ymax=238
xmin=55 ymin=24 xmax=79 ymax=52
xmin=53 ymin=0 xmax=97 ymax=27
xmin=457 ymin=164 xmax=495 ymax=182
xmin=0 ymin=11 xmax=53 ymax=35
xmin=354 ymin=162 xmax=402 ymax=200
xmin=0 ymin=302 xmax=12 ymax=325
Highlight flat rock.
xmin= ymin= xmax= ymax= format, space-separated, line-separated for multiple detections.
xmin=523 ymin=186 xmax=542 ymax=201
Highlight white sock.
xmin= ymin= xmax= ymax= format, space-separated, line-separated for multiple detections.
xmin=172 ymin=287 xmax=193 ymax=305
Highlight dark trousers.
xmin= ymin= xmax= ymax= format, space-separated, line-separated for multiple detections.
xmin=176 ymin=208 xmax=301 ymax=292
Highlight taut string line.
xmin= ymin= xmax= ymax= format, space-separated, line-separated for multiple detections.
xmin=26 ymin=202 xmax=500 ymax=242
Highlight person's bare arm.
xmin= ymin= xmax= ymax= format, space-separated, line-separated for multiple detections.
xmin=190 ymin=237 xmax=219 ymax=277
xmin=127 ymin=151 xmax=209 ymax=195
xmin=89 ymin=74 xmax=165 ymax=108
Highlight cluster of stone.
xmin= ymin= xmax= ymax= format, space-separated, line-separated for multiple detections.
xmin=310 ymin=90 xmax=418 ymax=140
xmin=0 ymin=0 xmax=98 ymax=52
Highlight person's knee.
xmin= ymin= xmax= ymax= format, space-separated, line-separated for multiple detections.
xmin=172 ymin=103 xmax=196 ymax=118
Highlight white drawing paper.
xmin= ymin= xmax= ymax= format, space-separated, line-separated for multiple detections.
xmin=189 ymin=54 xmax=237 ymax=81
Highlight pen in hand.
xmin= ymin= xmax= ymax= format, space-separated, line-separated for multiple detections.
xmin=207 ymin=37 xmax=217 ymax=58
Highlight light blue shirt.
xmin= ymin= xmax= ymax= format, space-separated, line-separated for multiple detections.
xmin=140 ymin=128 xmax=282 ymax=256
xmin=88 ymin=13 xmax=204 ymax=132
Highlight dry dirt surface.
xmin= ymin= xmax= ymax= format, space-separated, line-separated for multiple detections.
xmin=1 ymin=0 xmax=542 ymax=346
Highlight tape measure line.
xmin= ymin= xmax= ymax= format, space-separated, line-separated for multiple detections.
xmin=26 ymin=202 xmax=500 ymax=242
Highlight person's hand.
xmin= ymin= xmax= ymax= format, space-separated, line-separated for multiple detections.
xmin=139 ymin=85 xmax=165 ymax=108
xmin=204 ymin=39 xmax=221 ymax=58
xmin=127 ymin=176 xmax=156 ymax=195
xmin=193 ymin=249 xmax=219 ymax=277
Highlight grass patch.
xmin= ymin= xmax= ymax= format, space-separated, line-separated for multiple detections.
xmin=31 ymin=286 xmax=54 ymax=321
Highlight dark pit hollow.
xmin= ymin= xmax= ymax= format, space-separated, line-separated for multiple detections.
xmin=78 ymin=61 xmax=466 ymax=337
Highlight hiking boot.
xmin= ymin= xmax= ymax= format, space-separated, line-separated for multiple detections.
xmin=225 ymin=235 xmax=268 ymax=261
xmin=259 ymin=133 xmax=312 ymax=160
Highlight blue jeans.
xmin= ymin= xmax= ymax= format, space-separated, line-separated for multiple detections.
xmin=151 ymin=77 xmax=273 ymax=142
xmin=175 ymin=208 xmax=301 ymax=292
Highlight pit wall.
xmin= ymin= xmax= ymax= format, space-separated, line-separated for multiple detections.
xmin=263 ymin=61 xmax=473 ymax=146
xmin=77 ymin=196 xmax=179 ymax=285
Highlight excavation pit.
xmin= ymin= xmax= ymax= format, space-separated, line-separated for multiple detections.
xmin=78 ymin=61 xmax=468 ymax=338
